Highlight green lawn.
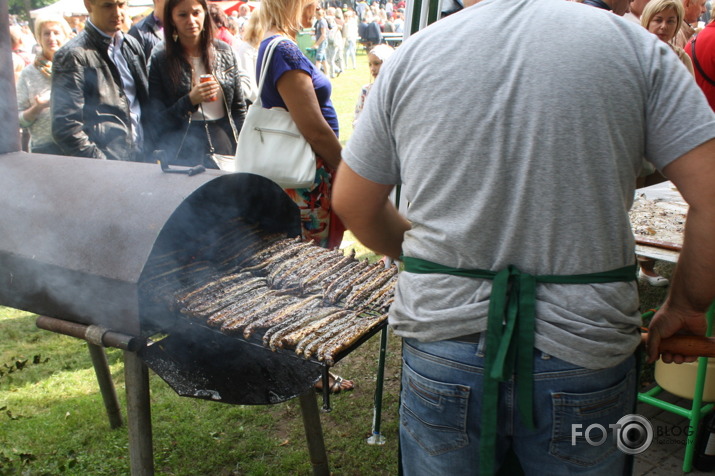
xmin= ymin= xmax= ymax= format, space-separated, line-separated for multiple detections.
xmin=330 ymin=49 xmax=372 ymax=147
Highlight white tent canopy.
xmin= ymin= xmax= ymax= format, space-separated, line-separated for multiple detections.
xmin=30 ymin=0 xmax=87 ymax=18
xmin=29 ymin=0 xmax=152 ymax=19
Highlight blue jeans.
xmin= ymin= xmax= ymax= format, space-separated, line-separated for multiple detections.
xmin=315 ymin=41 xmax=327 ymax=62
xmin=400 ymin=338 xmax=637 ymax=475
xmin=343 ymin=39 xmax=357 ymax=69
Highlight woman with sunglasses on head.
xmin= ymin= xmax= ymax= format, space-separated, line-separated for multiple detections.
xmin=257 ymin=0 xmax=345 ymax=250
xmin=147 ymin=0 xmax=245 ymax=168
xmin=256 ymin=0 xmax=351 ymax=394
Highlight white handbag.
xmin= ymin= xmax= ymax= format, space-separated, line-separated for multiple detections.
xmin=234 ymin=37 xmax=317 ymax=189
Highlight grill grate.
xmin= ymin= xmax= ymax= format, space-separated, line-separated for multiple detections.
xmin=140 ymin=219 xmax=397 ymax=368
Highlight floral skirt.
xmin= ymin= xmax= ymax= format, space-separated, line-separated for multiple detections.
xmin=283 ymin=157 xmax=345 ymax=249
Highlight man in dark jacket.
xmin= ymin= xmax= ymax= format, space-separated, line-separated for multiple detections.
xmin=51 ymin=0 xmax=151 ymax=162
xmin=128 ymin=0 xmax=164 ymax=61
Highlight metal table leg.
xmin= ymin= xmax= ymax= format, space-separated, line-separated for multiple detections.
xmin=124 ymin=351 xmax=154 ymax=476
xmin=299 ymin=392 xmax=330 ymax=476
xmin=87 ymin=342 xmax=123 ymax=429
xmin=367 ymin=326 xmax=388 ymax=445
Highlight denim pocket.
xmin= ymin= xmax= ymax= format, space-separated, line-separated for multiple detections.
xmin=549 ymin=367 xmax=635 ymax=467
xmin=400 ymin=360 xmax=470 ymax=456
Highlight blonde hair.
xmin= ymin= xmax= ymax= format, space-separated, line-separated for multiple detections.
xmin=641 ymin=0 xmax=684 ymax=41
xmin=9 ymin=25 xmax=23 ymax=48
xmin=259 ymin=0 xmax=311 ymax=35
xmin=33 ymin=14 xmax=72 ymax=46
xmin=242 ymin=10 xmax=264 ymax=48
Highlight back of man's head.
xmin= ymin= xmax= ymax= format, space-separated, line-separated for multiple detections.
xmin=682 ymin=0 xmax=706 ymax=23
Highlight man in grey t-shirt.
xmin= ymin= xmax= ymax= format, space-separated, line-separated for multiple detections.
xmin=334 ymin=0 xmax=715 ymax=474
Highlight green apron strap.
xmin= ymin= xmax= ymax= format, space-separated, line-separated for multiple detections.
xmin=401 ymin=256 xmax=636 ymax=475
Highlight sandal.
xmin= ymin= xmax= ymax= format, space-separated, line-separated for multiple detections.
xmin=639 ymin=269 xmax=669 ymax=287
xmin=314 ymin=373 xmax=355 ymax=394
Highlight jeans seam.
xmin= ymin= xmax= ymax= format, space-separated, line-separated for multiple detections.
xmin=404 ymin=339 xmax=485 ymax=375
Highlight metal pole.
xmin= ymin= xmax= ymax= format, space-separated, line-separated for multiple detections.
xmin=298 ymin=392 xmax=330 ymax=476
xmin=124 ymin=351 xmax=154 ymax=476
xmin=87 ymin=343 xmax=123 ymax=429
xmin=36 ymin=315 xmax=146 ymax=352
xmin=320 ymin=365 xmax=331 ymax=412
xmin=367 ymin=326 xmax=389 ymax=445
xmin=0 ymin=0 xmax=21 ymax=154
xmin=36 ymin=316 xmax=146 ymax=430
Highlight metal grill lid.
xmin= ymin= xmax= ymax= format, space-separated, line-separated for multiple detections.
xmin=0 ymin=152 xmax=300 ymax=335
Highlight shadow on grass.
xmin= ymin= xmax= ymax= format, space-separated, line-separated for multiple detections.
xmin=1 ymin=312 xmax=124 ymax=390
xmin=1 ymin=303 xmax=401 ymax=475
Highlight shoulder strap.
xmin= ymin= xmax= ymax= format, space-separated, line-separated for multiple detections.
xmin=691 ymin=36 xmax=715 ymax=86
xmin=256 ymin=36 xmax=295 ymax=107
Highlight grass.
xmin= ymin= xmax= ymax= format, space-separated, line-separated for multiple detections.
xmin=0 ymin=48 xmax=676 ymax=475
xmin=330 ymin=50 xmax=373 ymax=147
xmin=0 ymin=233 xmax=404 ymax=476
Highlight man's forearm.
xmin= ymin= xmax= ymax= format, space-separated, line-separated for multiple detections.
xmin=332 ymin=163 xmax=410 ymax=259
xmin=646 ymin=204 xmax=715 ymax=362
xmin=667 ymin=204 xmax=715 ymax=313
xmin=347 ymin=201 xmax=410 ymax=260
xmin=646 ymin=140 xmax=715 ymax=362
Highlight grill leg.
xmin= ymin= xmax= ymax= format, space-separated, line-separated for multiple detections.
xmin=298 ymin=391 xmax=330 ymax=476
xmin=124 ymin=351 xmax=154 ymax=476
xmin=87 ymin=343 xmax=123 ymax=429
xmin=367 ymin=326 xmax=389 ymax=445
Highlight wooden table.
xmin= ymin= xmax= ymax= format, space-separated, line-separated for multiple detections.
xmin=382 ymin=33 xmax=403 ymax=47
xmin=632 ymin=181 xmax=685 ymax=264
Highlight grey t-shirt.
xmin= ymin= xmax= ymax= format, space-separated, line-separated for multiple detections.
xmin=342 ymin=0 xmax=715 ymax=369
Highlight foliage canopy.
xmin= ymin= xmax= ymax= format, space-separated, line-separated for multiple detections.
xmin=9 ymin=0 xmax=57 ymax=22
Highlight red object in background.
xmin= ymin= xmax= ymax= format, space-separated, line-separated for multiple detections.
xmin=199 ymin=74 xmax=217 ymax=102
xmin=208 ymin=1 xmax=260 ymax=16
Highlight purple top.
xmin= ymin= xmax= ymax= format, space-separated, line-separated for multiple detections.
xmin=257 ymin=35 xmax=339 ymax=137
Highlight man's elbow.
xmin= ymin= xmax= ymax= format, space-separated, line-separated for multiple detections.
xmin=331 ymin=183 xmax=352 ymax=226
xmin=332 ymin=161 xmax=389 ymax=226
xmin=332 ymin=164 xmax=360 ymax=225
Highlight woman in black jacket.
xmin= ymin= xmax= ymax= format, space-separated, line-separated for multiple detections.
xmin=148 ymin=0 xmax=245 ymax=168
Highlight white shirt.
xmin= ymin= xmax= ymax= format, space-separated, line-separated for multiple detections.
xmin=189 ymin=56 xmax=225 ymax=121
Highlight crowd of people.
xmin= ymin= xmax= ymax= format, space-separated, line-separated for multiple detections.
xmin=10 ymin=0 xmax=715 ymax=472
xmin=9 ymin=0 xmax=402 ymax=163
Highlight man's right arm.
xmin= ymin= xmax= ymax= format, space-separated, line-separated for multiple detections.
xmin=646 ymin=138 xmax=715 ymax=363
xmin=333 ymin=162 xmax=410 ymax=260
xmin=51 ymin=49 xmax=106 ymax=160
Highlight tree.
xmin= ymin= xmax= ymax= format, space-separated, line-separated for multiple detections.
xmin=9 ymin=0 xmax=56 ymax=21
